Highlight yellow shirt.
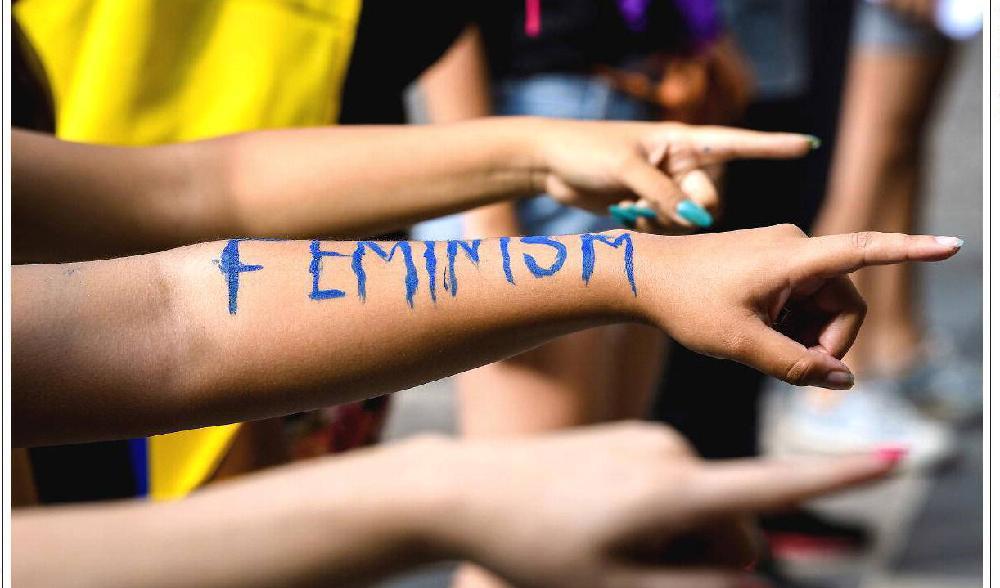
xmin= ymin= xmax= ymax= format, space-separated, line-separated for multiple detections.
xmin=16 ymin=0 xmax=362 ymax=499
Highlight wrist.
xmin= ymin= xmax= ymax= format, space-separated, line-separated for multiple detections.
xmin=585 ymin=230 xmax=655 ymax=325
xmin=379 ymin=436 xmax=474 ymax=563
xmin=488 ymin=116 xmax=551 ymax=195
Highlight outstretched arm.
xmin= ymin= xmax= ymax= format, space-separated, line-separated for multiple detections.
xmin=13 ymin=423 xmax=902 ymax=588
xmin=13 ymin=227 xmax=960 ymax=447
xmin=12 ymin=121 xmax=814 ymax=263
xmin=13 ymin=233 xmax=639 ymax=445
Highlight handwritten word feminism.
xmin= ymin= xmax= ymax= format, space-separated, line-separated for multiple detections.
xmin=218 ymin=234 xmax=635 ymax=315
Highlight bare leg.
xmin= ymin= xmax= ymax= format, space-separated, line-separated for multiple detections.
xmin=814 ymin=45 xmax=950 ymax=376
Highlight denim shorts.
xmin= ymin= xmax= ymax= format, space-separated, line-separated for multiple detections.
xmin=411 ymin=74 xmax=654 ymax=240
xmin=853 ymin=1 xmax=949 ymax=52
xmin=500 ymin=74 xmax=655 ymax=236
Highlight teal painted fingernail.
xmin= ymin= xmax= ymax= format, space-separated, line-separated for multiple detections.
xmin=676 ymin=200 xmax=714 ymax=228
xmin=632 ymin=205 xmax=657 ymax=219
xmin=807 ymin=135 xmax=822 ymax=149
xmin=608 ymin=205 xmax=639 ymax=226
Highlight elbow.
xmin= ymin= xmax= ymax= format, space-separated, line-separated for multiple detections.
xmin=141 ymin=251 xmax=227 ymax=435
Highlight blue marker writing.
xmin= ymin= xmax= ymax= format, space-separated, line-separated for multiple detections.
xmin=218 ymin=239 xmax=264 ymax=315
xmin=499 ymin=237 xmax=515 ymax=285
xmin=445 ymin=239 xmax=481 ymax=296
xmin=520 ymin=236 xmax=567 ymax=278
xmin=580 ymin=233 xmax=636 ymax=295
xmin=423 ymin=241 xmax=438 ymax=302
xmin=353 ymin=241 xmax=419 ymax=307
xmin=309 ymin=240 xmax=350 ymax=301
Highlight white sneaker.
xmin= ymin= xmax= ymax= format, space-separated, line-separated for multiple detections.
xmin=772 ymin=379 xmax=957 ymax=472
xmin=899 ymin=336 xmax=982 ymax=424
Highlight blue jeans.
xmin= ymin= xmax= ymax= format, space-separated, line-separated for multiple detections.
xmin=499 ymin=74 xmax=655 ymax=236
xmin=411 ymin=74 xmax=654 ymax=240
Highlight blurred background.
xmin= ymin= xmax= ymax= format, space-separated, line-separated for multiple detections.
xmin=14 ymin=1 xmax=983 ymax=586
xmin=384 ymin=33 xmax=983 ymax=588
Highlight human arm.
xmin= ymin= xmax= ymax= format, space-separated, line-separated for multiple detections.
xmin=12 ymin=423 xmax=902 ymax=588
xmin=12 ymin=121 xmax=813 ymax=263
xmin=12 ymin=227 xmax=960 ymax=447
xmin=419 ymin=23 xmax=523 ymax=238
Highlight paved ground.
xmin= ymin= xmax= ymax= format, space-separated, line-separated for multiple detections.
xmin=381 ymin=36 xmax=983 ymax=588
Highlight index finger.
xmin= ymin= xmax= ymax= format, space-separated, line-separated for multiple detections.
xmin=680 ymin=126 xmax=817 ymax=163
xmin=798 ymin=232 xmax=963 ymax=278
xmin=677 ymin=452 xmax=900 ymax=520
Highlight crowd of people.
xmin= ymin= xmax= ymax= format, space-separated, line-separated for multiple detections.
xmin=10 ymin=0 xmax=981 ymax=586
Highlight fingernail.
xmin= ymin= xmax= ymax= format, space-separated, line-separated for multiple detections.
xmin=676 ymin=199 xmax=714 ymax=228
xmin=934 ymin=236 xmax=964 ymax=248
xmin=822 ymin=370 xmax=854 ymax=389
xmin=632 ymin=204 xmax=658 ymax=219
xmin=806 ymin=135 xmax=822 ymax=149
xmin=874 ymin=445 xmax=909 ymax=467
xmin=608 ymin=206 xmax=638 ymax=229
xmin=608 ymin=205 xmax=638 ymax=224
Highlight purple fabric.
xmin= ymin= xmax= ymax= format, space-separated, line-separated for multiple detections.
xmin=617 ymin=0 xmax=723 ymax=48
xmin=617 ymin=0 xmax=652 ymax=32
xmin=672 ymin=0 xmax=723 ymax=47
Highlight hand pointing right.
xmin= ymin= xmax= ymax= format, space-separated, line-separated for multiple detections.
xmin=633 ymin=224 xmax=962 ymax=388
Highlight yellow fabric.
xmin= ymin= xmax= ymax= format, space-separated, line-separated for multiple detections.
xmin=16 ymin=0 xmax=362 ymax=500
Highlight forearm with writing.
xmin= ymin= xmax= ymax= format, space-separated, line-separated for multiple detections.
xmin=13 ymin=233 xmax=646 ymax=445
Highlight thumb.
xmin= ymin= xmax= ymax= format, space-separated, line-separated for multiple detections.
xmin=732 ymin=318 xmax=855 ymax=389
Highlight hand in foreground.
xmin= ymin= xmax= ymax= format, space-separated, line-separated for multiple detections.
xmin=528 ymin=119 xmax=816 ymax=233
xmin=631 ymin=225 xmax=962 ymax=388
xmin=421 ymin=423 xmax=901 ymax=588
xmin=12 ymin=423 xmax=901 ymax=588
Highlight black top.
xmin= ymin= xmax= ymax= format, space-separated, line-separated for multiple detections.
xmin=339 ymin=0 xmax=470 ymax=124
xmin=476 ymin=0 xmax=688 ymax=78
xmin=12 ymin=16 xmax=55 ymax=133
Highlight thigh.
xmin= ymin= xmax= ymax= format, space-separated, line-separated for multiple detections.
xmin=457 ymin=326 xmax=617 ymax=436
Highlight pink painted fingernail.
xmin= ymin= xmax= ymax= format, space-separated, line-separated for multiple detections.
xmin=934 ymin=236 xmax=964 ymax=248
xmin=874 ymin=445 xmax=908 ymax=467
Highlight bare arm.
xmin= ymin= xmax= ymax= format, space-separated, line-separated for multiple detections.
xmin=12 ymin=227 xmax=960 ymax=447
xmin=13 ymin=424 xmax=901 ymax=588
xmin=420 ymin=23 xmax=522 ymax=238
xmin=11 ymin=122 xmax=532 ymax=262
xmin=13 ymin=233 xmax=637 ymax=445
xmin=12 ymin=121 xmax=817 ymax=263
xmin=420 ymin=24 xmax=492 ymax=123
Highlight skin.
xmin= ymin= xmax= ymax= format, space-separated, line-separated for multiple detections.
xmin=12 ymin=119 xmax=810 ymax=264
xmin=419 ymin=26 xmax=663 ymax=426
xmin=10 ymin=84 xmax=954 ymax=585
xmin=415 ymin=29 xmax=738 ymax=588
xmin=13 ymin=422 xmax=902 ymax=588
xmin=12 ymin=226 xmax=960 ymax=447
xmin=813 ymin=26 xmax=952 ymax=376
